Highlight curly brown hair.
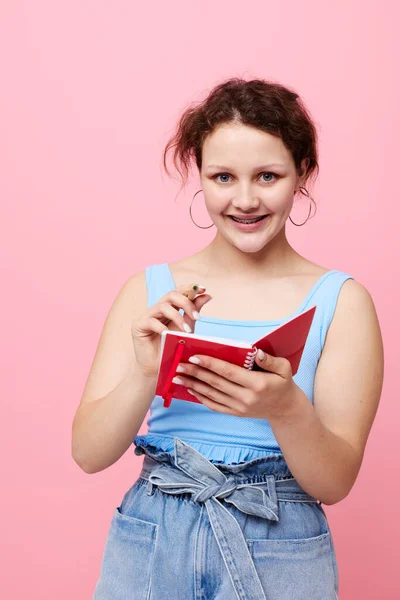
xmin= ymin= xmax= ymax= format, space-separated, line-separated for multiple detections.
xmin=163 ymin=77 xmax=319 ymax=214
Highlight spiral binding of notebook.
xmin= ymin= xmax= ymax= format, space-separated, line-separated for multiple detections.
xmin=244 ymin=347 xmax=258 ymax=370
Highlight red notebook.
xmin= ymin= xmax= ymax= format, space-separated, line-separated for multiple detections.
xmin=155 ymin=305 xmax=316 ymax=407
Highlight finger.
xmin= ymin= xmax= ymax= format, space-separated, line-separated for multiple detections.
xmin=165 ymin=288 xmax=212 ymax=329
xmin=142 ymin=316 xmax=169 ymax=336
xmin=186 ymin=388 xmax=236 ymax=415
xmin=132 ymin=315 xmax=169 ymax=338
xmin=254 ymin=349 xmax=292 ymax=378
xmin=176 ymin=364 xmax=239 ymax=397
xmin=187 ymin=355 xmax=251 ymax=387
xmin=180 ymin=375 xmax=242 ymax=411
xmin=151 ymin=302 xmax=193 ymax=333
xmin=162 ymin=289 xmax=203 ymax=319
xmin=178 ymin=283 xmax=207 ymax=301
xmin=193 ymin=293 xmax=213 ymax=311
xmin=181 ymin=294 xmax=212 ymax=331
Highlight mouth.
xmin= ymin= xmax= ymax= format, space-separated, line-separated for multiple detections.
xmin=227 ymin=215 xmax=269 ymax=224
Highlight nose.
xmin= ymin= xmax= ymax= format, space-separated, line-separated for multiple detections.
xmin=231 ymin=188 xmax=261 ymax=211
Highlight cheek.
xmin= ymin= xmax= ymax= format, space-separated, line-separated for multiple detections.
xmin=205 ymin=194 xmax=231 ymax=215
xmin=267 ymin=188 xmax=295 ymax=214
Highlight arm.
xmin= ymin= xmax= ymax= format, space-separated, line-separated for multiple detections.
xmin=71 ymin=271 xmax=157 ymax=474
xmin=268 ymin=279 xmax=384 ymax=505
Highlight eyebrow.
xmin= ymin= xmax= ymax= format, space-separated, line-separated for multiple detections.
xmin=205 ymin=163 xmax=286 ymax=171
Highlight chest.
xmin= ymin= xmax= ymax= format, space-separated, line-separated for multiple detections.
xmin=171 ymin=269 xmax=325 ymax=322
xmin=202 ymin=283 xmax=308 ymax=321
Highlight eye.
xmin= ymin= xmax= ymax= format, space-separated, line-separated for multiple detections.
xmin=212 ymin=172 xmax=278 ymax=184
xmin=213 ymin=173 xmax=231 ymax=183
xmin=261 ymin=172 xmax=277 ymax=183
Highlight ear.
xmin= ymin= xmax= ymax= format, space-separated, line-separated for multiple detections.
xmin=297 ymin=158 xmax=310 ymax=187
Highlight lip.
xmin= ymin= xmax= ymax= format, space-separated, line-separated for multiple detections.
xmin=227 ymin=214 xmax=270 ymax=231
xmin=227 ymin=214 xmax=269 ymax=219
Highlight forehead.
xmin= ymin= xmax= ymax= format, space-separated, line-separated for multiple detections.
xmin=202 ymin=123 xmax=293 ymax=168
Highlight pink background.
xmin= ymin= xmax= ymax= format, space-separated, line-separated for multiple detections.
xmin=2 ymin=1 xmax=398 ymax=598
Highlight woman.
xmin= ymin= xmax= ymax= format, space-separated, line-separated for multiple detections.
xmin=72 ymin=77 xmax=384 ymax=599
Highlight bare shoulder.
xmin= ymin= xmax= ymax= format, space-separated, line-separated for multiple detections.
xmin=321 ymin=276 xmax=384 ymax=373
xmin=329 ymin=277 xmax=382 ymax=329
xmin=323 ymin=277 xmax=384 ymax=376
xmin=124 ymin=269 xmax=148 ymax=313
xmin=100 ymin=268 xmax=149 ymax=324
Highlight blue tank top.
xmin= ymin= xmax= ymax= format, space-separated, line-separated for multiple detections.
xmin=133 ymin=262 xmax=354 ymax=465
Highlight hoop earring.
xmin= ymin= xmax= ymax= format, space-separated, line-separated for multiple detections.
xmin=189 ymin=189 xmax=215 ymax=229
xmin=289 ymin=187 xmax=313 ymax=226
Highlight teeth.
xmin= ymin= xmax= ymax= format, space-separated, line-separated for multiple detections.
xmin=231 ymin=216 xmax=266 ymax=224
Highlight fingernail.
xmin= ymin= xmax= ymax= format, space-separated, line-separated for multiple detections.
xmin=183 ymin=323 xmax=192 ymax=333
xmin=192 ymin=311 xmax=200 ymax=320
xmin=258 ymin=349 xmax=265 ymax=360
xmin=188 ymin=356 xmax=201 ymax=365
xmin=172 ymin=376 xmax=184 ymax=385
xmin=176 ymin=365 xmax=186 ymax=373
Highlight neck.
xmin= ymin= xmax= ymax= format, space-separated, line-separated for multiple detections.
xmin=198 ymin=225 xmax=301 ymax=280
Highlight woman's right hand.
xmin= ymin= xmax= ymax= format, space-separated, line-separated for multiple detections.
xmin=131 ymin=285 xmax=212 ymax=378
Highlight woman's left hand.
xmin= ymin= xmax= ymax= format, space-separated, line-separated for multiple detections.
xmin=172 ymin=349 xmax=298 ymax=420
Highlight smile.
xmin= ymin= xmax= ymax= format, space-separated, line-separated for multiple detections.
xmin=229 ymin=215 xmax=268 ymax=224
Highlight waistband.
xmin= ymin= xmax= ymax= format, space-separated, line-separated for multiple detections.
xmin=136 ymin=437 xmax=319 ymax=600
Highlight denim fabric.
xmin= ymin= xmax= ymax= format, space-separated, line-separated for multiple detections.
xmin=93 ymin=438 xmax=339 ymax=599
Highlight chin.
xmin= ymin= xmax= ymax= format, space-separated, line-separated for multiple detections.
xmin=228 ymin=235 xmax=273 ymax=254
xmin=237 ymin=243 xmax=271 ymax=254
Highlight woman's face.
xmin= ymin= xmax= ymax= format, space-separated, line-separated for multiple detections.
xmin=200 ymin=122 xmax=309 ymax=254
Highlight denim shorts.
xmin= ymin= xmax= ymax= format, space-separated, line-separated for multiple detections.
xmin=92 ymin=438 xmax=339 ymax=600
